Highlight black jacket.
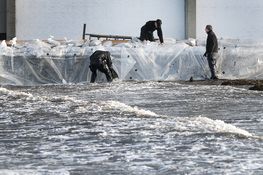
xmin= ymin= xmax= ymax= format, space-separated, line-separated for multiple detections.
xmin=206 ymin=30 xmax=218 ymax=54
xmin=142 ymin=21 xmax=164 ymax=43
xmin=90 ymin=50 xmax=112 ymax=67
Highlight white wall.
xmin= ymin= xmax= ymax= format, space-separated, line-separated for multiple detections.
xmin=16 ymin=0 xmax=185 ymax=40
xmin=0 ymin=0 xmax=6 ymax=33
xmin=196 ymin=0 xmax=263 ymax=39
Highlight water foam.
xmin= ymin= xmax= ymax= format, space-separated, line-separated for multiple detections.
xmin=102 ymin=100 xmax=159 ymax=117
xmin=0 ymin=169 xmax=70 ymax=175
xmin=101 ymin=100 xmax=258 ymax=138
xmin=0 ymin=87 xmax=259 ymax=139
xmin=0 ymin=87 xmax=84 ymax=104
xmin=0 ymin=87 xmax=37 ymax=100
xmin=185 ymin=116 xmax=254 ymax=137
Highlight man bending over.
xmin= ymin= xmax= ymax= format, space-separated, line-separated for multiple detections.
xmin=89 ymin=50 xmax=118 ymax=83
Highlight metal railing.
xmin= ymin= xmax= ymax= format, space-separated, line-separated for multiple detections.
xmin=82 ymin=24 xmax=133 ymax=40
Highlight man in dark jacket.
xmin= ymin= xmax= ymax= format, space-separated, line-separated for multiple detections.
xmin=204 ymin=25 xmax=219 ymax=80
xmin=89 ymin=50 xmax=118 ymax=83
xmin=140 ymin=19 xmax=164 ymax=44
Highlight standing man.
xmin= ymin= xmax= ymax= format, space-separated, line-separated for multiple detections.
xmin=204 ymin=25 xmax=219 ymax=80
xmin=140 ymin=19 xmax=164 ymax=44
xmin=89 ymin=50 xmax=118 ymax=83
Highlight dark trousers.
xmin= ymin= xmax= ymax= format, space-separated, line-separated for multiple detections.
xmin=140 ymin=27 xmax=154 ymax=42
xmin=90 ymin=63 xmax=113 ymax=83
xmin=207 ymin=53 xmax=218 ymax=78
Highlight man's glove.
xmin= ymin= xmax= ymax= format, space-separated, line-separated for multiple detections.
xmin=203 ymin=52 xmax=207 ymax=57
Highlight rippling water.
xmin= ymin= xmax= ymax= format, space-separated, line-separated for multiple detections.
xmin=0 ymin=81 xmax=262 ymax=175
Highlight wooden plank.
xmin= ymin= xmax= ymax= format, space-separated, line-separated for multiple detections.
xmin=86 ymin=33 xmax=133 ymax=40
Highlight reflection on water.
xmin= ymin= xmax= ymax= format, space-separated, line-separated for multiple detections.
xmin=0 ymin=82 xmax=262 ymax=175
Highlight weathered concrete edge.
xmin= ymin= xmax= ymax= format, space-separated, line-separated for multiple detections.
xmin=185 ymin=0 xmax=196 ymax=39
xmin=6 ymin=0 xmax=15 ymax=40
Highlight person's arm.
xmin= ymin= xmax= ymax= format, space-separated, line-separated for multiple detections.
xmin=212 ymin=35 xmax=218 ymax=52
xmin=105 ymin=51 xmax=113 ymax=68
xmin=157 ymin=27 xmax=164 ymax=43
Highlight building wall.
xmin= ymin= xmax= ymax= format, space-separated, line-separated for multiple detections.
xmin=16 ymin=0 xmax=185 ymax=40
xmin=0 ymin=0 xmax=6 ymax=34
xmin=196 ymin=0 xmax=263 ymax=39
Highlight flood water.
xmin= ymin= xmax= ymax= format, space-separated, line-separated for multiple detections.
xmin=0 ymin=81 xmax=262 ymax=175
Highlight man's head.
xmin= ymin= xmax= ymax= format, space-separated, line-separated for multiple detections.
xmin=205 ymin=25 xmax=213 ymax=33
xmin=156 ymin=19 xmax=162 ymax=28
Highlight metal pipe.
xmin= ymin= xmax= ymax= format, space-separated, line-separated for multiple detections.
xmin=82 ymin=24 xmax=86 ymax=40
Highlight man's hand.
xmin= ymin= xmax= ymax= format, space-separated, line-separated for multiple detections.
xmin=203 ymin=52 xmax=207 ymax=57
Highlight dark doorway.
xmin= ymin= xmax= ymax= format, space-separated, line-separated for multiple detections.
xmin=0 ymin=33 xmax=6 ymax=40
xmin=0 ymin=0 xmax=7 ymax=40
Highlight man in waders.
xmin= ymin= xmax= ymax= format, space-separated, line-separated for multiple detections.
xmin=203 ymin=25 xmax=219 ymax=80
xmin=89 ymin=50 xmax=118 ymax=83
xmin=140 ymin=19 xmax=164 ymax=44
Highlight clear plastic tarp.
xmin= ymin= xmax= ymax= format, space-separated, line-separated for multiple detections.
xmin=1 ymin=38 xmax=263 ymax=85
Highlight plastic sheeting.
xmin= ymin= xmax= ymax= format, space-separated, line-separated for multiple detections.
xmin=1 ymin=38 xmax=263 ymax=85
